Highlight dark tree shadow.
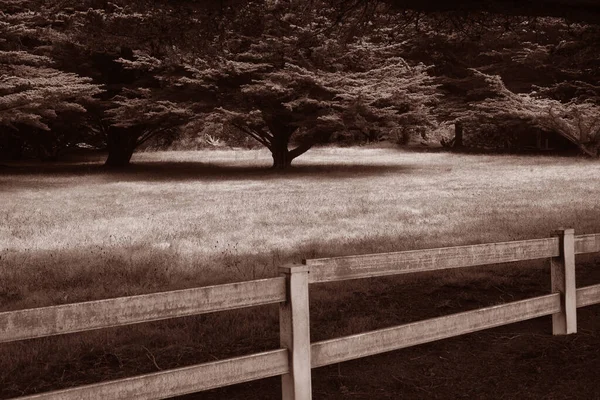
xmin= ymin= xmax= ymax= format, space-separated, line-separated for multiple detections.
xmin=1 ymin=160 xmax=419 ymax=184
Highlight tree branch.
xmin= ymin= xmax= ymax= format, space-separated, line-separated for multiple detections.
xmin=135 ymin=129 xmax=160 ymax=147
xmin=232 ymin=123 xmax=272 ymax=149
xmin=288 ymin=140 xmax=314 ymax=161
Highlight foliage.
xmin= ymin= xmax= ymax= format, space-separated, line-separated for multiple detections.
xmin=105 ymin=88 xmax=194 ymax=148
xmin=2 ymin=0 xmax=600 ymax=163
xmin=460 ymin=70 xmax=600 ymax=155
xmin=175 ymin=3 xmax=439 ymax=167
xmin=383 ymin=12 xmax=600 ymax=153
xmin=0 ymin=3 xmax=103 ymax=159
xmin=0 ymin=53 xmax=101 ymax=131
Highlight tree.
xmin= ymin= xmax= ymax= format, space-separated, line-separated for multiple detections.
xmin=0 ymin=4 xmax=103 ymax=160
xmin=461 ymin=70 xmax=600 ymax=156
xmin=193 ymin=56 xmax=438 ymax=168
xmin=175 ymin=1 xmax=438 ymax=168
xmin=104 ymin=87 xmax=194 ymax=166
xmin=375 ymin=10 xmax=600 ymax=152
xmin=27 ymin=0 xmax=235 ymax=166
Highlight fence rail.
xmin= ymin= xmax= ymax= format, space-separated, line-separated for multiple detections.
xmin=3 ymin=230 xmax=600 ymax=400
xmin=575 ymin=233 xmax=600 ymax=254
xmin=311 ymin=293 xmax=562 ymax=367
xmin=576 ymin=284 xmax=600 ymax=307
xmin=16 ymin=350 xmax=289 ymax=400
xmin=305 ymin=237 xmax=560 ymax=283
xmin=0 ymin=277 xmax=286 ymax=343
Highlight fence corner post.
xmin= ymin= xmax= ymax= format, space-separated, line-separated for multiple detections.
xmin=279 ymin=264 xmax=312 ymax=400
xmin=551 ymin=228 xmax=577 ymax=335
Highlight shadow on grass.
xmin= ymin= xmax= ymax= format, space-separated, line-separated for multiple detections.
xmin=1 ymin=160 xmax=418 ymax=183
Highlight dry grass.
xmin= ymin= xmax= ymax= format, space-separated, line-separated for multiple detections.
xmin=2 ymin=147 xmax=600 ymax=310
xmin=2 ymin=147 xmax=600 ymax=398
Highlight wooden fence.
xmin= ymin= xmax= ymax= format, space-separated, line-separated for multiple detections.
xmin=2 ymin=228 xmax=600 ymax=399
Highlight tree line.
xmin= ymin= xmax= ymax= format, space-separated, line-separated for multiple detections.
xmin=1 ymin=0 xmax=599 ymax=168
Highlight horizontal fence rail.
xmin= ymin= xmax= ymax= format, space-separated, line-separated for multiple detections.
xmin=4 ymin=230 xmax=600 ymax=400
xmin=575 ymin=234 xmax=600 ymax=254
xmin=0 ymin=277 xmax=286 ymax=344
xmin=305 ymin=237 xmax=559 ymax=283
xmin=576 ymin=284 xmax=600 ymax=307
xmin=16 ymin=349 xmax=289 ymax=400
xmin=311 ymin=293 xmax=561 ymax=368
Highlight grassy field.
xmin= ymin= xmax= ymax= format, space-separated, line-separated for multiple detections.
xmin=2 ymin=147 xmax=600 ymax=398
xmin=2 ymin=147 xmax=600 ymax=309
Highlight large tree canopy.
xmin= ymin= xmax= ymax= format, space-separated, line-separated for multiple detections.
xmin=0 ymin=1 xmax=103 ymax=160
xmin=1 ymin=0 xmax=599 ymax=165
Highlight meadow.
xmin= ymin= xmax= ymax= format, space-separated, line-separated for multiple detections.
xmin=1 ymin=147 xmax=600 ymax=398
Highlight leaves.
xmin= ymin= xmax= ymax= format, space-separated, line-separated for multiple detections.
xmin=0 ymin=58 xmax=102 ymax=130
xmin=106 ymin=89 xmax=193 ymax=131
xmin=464 ymin=70 xmax=600 ymax=156
xmin=0 ymin=3 xmax=103 ymax=136
xmin=179 ymin=12 xmax=440 ymax=152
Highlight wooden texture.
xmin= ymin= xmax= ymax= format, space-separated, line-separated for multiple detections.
xmin=311 ymin=294 xmax=561 ymax=368
xmin=305 ymin=238 xmax=559 ymax=283
xmin=576 ymin=284 xmax=600 ymax=308
xmin=551 ymin=229 xmax=577 ymax=335
xmin=6 ymin=229 xmax=600 ymax=400
xmin=574 ymin=234 xmax=600 ymax=254
xmin=0 ymin=278 xmax=286 ymax=343
xmin=279 ymin=265 xmax=312 ymax=400
xmin=13 ymin=349 xmax=289 ymax=400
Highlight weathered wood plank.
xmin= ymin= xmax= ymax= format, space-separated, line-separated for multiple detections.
xmin=311 ymin=294 xmax=561 ymax=368
xmin=551 ymin=229 xmax=577 ymax=335
xmin=576 ymin=284 xmax=600 ymax=308
xmin=574 ymin=234 xmax=600 ymax=254
xmin=0 ymin=277 xmax=286 ymax=343
xmin=13 ymin=349 xmax=289 ymax=400
xmin=279 ymin=265 xmax=312 ymax=400
xmin=305 ymin=238 xmax=559 ymax=283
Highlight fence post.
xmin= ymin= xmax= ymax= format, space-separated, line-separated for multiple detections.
xmin=551 ymin=228 xmax=577 ymax=335
xmin=279 ymin=264 xmax=312 ymax=400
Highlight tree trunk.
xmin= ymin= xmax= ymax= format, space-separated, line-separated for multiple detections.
xmin=0 ymin=133 xmax=24 ymax=161
xmin=270 ymin=138 xmax=314 ymax=170
xmin=104 ymin=127 xmax=138 ymax=168
xmin=105 ymin=145 xmax=135 ymax=168
xmin=271 ymin=138 xmax=292 ymax=169
xmin=454 ymin=122 xmax=464 ymax=148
